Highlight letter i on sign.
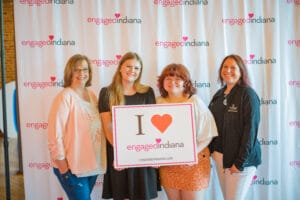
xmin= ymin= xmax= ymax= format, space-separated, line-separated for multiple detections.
xmin=135 ymin=115 xmax=145 ymax=135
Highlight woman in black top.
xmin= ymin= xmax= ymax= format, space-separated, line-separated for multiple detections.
xmin=98 ymin=52 xmax=161 ymax=200
xmin=209 ymin=54 xmax=261 ymax=200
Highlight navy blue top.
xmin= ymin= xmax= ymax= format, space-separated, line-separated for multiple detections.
xmin=209 ymin=84 xmax=262 ymax=171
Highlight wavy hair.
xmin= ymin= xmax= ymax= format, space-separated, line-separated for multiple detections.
xmin=63 ymin=54 xmax=92 ymax=87
xmin=107 ymin=52 xmax=149 ymax=107
xmin=157 ymin=63 xmax=196 ymax=97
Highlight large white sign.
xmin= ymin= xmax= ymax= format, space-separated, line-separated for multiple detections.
xmin=112 ymin=103 xmax=197 ymax=168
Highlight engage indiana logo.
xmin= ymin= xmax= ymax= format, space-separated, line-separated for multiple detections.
xmin=258 ymin=137 xmax=278 ymax=146
xmin=193 ymin=80 xmax=211 ymax=89
xmin=251 ymin=175 xmax=278 ymax=186
xmin=155 ymin=36 xmax=209 ymax=48
xmin=243 ymin=54 xmax=277 ymax=65
xmin=19 ymin=0 xmax=74 ymax=6
xmin=153 ymin=0 xmax=208 ymax=7
xmin=26 ymin=121 xmax=48 ymax=130
xmin=260 ymin=97 xmax=277 ymax=105
xmin=23 ymin=76 xmax=64 ymax=89
xmin=127 ymin=138 xmax=185 ymax=152
xmin=28 ymin=162 xmax=51 ymax=170
xmin=21 ymin=35 xmax=75 ymax=48
xmin=87 ymin=13 xmax=142 ymax=26
xmin=222 ymin=13 xmax=275 ymax=26
xmin=90 ymin=55 xmax=122 ymax=67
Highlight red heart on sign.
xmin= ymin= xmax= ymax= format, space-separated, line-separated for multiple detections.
xmin=248 ymin=13 xmax=254 ymax=18
xmin=50 ymin=76 xmax=56 ymax=81
xmin=115 ymin=13 xmax=120 ymax=18
xmin=49 ymin=35 xmax=54 ymax=40
xmin=151 ymin=114 xmax=172 ymax=133
xmin=116 ymin=55 xmax=122 ymax=60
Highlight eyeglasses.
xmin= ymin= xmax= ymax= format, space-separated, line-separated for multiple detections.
xmin=74 ymin=68 xmax=89 ymax=73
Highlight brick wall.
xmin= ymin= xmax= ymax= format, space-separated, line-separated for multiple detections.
xmin=0 ymin=0 xmax=16 ymax=88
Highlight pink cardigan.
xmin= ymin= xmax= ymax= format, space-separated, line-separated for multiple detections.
xmin=48 ymin=88 xmax=106 ymax=175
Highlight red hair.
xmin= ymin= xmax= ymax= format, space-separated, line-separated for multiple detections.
xmin=157 ymin=63 xmax=196 ymax=97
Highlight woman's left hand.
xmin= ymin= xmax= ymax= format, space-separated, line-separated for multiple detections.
xmin=229 ymin=164 xmax=240 ymax=174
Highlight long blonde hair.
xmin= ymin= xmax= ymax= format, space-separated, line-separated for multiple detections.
xmin=107 ymin=52 xmax=149 ymax=108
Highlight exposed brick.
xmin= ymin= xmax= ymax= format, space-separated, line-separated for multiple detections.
xmin=0 ymin=0 xmax=16 ymax=88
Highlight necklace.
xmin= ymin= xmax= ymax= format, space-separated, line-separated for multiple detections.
xmin=223 ymin=94 xmax=228 ymax=106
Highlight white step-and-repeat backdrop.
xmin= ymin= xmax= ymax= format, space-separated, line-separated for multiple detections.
xmin=13 ymin=1 xmax=299 ymax=199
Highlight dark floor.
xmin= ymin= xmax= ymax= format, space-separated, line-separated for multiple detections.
xmin=0 ymin=134 xmax=25 ymax=200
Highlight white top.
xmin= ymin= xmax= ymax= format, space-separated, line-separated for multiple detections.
xmin=156 ymin=95 xmax=218 ymax=153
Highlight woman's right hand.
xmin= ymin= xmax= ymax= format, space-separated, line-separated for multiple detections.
xmin=59 ymin=167 xmax=69 ymax=174
xmin=55 ymin=159 xmax=69 ymax=174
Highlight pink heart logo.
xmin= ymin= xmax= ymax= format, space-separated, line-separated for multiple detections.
xmin=252 ymin=175 xmax=257 ymax=180
xmin=49 ymin=35 xmax=54 ymax=40
xmin=115 ymin=13 xmax=121 ymax=18
xmin=155 ymin=138 xmax=161 ymax=143
xmin=50 ymin=76 xmax=56 ymax=81
xmin=57 ymin=198 xmax=63 ymax=200
xmin=151 ymin=114 xmax=172 ymax=133
xmin=182 ymin=36 xmax=188 ymax=41
xmin=250 ymin=54 xmax=255 ymax=59
xmin=116 ymin=55 xmax=122 ymax=60
xmin=248 ymin=13 xmax=254 ymax=18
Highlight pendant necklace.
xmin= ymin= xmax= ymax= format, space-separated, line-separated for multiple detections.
xmin=223 ymin=94 xmax=228 ymax=106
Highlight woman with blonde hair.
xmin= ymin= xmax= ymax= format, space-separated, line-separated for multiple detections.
xmin=98 ymin=52 xmax=161 ymax=200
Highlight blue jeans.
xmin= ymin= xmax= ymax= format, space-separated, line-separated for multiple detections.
xmin=53 ymin=168 xmax=98 ymax=200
